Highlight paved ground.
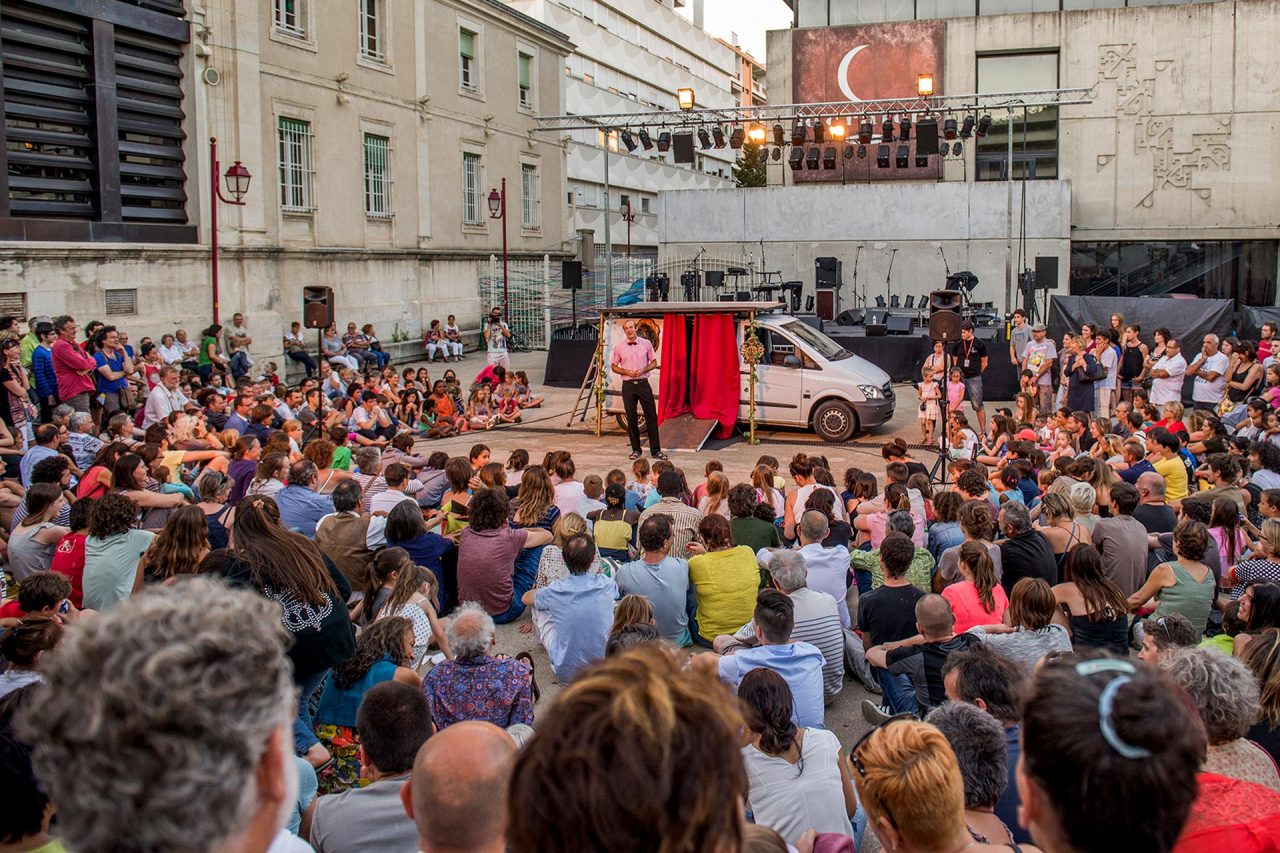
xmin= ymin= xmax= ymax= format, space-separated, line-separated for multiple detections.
xmin=409 ymin=349 xmax=977 ymax=751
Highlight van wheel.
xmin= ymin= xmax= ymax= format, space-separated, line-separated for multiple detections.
xmin=615 ymin=412 xmax=646 ymax=434
xmin=812 ymin=400 xmax=858 ymax=442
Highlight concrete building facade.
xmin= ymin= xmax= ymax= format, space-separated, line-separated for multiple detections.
xmin=0 ymin=0 xmax=572 ymax=360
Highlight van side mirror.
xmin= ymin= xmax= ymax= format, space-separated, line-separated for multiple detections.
xmin=783 ymin=354 xmax=802 ymax=369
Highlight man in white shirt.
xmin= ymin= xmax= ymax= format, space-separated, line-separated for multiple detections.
xmin=1021 ymin=323 xmax=1058 ymax=414
xmin=760 ymin=510 xmax=852 ymax=628
xmin=1148 ymin=338 xmax=1187 ymax=406
xmin=143 ymin=365 xmax=189 ymax=427
xmin=225 ymin=313 xmax=254 ymax=379
xmin=485 ymin=306 xmax=511 ymax=371
xmin=1188 ymin=333 xmax=1229 ymax=412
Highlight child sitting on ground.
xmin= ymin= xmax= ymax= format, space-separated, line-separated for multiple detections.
xmin=514 ymin=371 xmax=543 ymax=408
xmin=497 ymin=386 xmax=522 ymax=424
xmin=329 ymin=425 xmax=353 ymax=471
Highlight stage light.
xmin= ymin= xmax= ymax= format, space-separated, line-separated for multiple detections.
xmin=881 ymin=116 xmax=893 ymax=142
xmin=858 ymin=121 xmax=873 ymax=144
xmin=960 ymin=115 xmax=975 ymax=138
xmin=638 ymin=129 xmax=653 ymax=150
xmin=698 ymin=128 xmax=712 ymax=149
xmin=772 ymin=124 xmax=785 ymax=146
xmin=791 ymin=124 xmax=806 ymax=146
xmin=747 ymin=125 xmax=766 ymax=144
xmin=857 ymin=144 xmax=867 ymax=159
xmin=940 ymin=141 xmax=951 ymax=156
xmin=772 ymin=146 xmax=782 ymax=161
xmin=899 ymin=116 xmax=911 ymax=141
xmin=952 ymin=140 xmax=963 ymax=156
xmin=895 ymin=144 xmax=909 ymax=168
xmin=657 ymin=131 xmax=671 ymax=152
xmin=621 ymin=129 xmax=638 ymax=152
xmin=788 ymin=147 xmax=804 ymax=170
xmin=822 ymin=146 xmax=837 ymax=169
xmin=712 ymin=126 xmax=726 ymax=148
xmin=915 ymin=153 xmax=929 ymax=167
xmin=843 ymin=144 xmax=855 ymax=159
xmin=917 ymin=73 xmax=934 ymax=97
xmin=729 ymin=126 xmax=744 ymax=149
xmin=830 ymin=122 xmax=846 ymax=140
xmin=677 ymin=87 xmax=695 ymax=110
xmin=876 ymin=144 xmax=890 ymax=168
xmin=812 ymin=123 xmax=825 ymax=144
xmin=805 ymin=147 xmax=820 ymax=170
xmin=976 ymin=114 xmax=992 ymax=137
xmin=943 ymin=117 xmax=958 ymax=140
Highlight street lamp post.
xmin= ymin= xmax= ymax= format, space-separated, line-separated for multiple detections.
xmin=208 ymin=137 xmax=251 ymax=325
xmin=488 ymin=178 xmax=509 ymax=318
xmin=620 ymin=198 xmax=635 ymax=259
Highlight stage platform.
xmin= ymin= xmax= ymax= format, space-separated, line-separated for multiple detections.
xmin=544 ymin=322 xmax=1019 ymax=401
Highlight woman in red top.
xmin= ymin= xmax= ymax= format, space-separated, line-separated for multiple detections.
xmin=76 ymin=441 xmax=131 ymax=501
xmin=49 ymin=497 xmax=95 ymax=608
xmin=942 ymin=540 xmax=1008 ymax=633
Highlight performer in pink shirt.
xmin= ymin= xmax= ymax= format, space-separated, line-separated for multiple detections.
xmin=611 ymin=319 xmax=664 ymax=461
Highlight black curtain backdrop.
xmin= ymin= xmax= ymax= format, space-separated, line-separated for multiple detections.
xmin=1239 ymin=306 xmax=1280 ymax=341
xmin=1046 ymin=295 xmax=1234 ymax=346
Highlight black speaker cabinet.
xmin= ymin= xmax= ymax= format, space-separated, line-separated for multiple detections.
xmin=929 ymin=289 xmax=963 ymax=314
xmin=915 ymin=118 xmax=940 ymax=156
xmin=303 ymin=286 xmax=334 ymax=329
xmin=887 ymin=315 xmax=914 ymax=335
xmin=1034 ymin=256 xmax=1059 ymax=290
xmin=672 ymin=132 xmax=695 ymax=164
xmin=835 ymin=309 xmax=864 ymax=326
xmin=705 ymin=270 xmax=725 ymax=289
xmin=865 ymin=308 xmax=889 ymax=327
xmin=929 ymin=310 xmax=962 ymax=342
xmin=866 ymin=323 xmax=888 ymax=337
xmin=561 ymin=260 xmax=583 ymax=290
xmin=815 ymin=256 xmax=842 ymax=287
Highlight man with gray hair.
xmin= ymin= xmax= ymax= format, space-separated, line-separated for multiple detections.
xmin=848 ymin=509 xmax=935 ymax=592
xmin=422 ymin=601 xmax=535 ymax=735
xmin=1134 ymin=470 xmax=1177 ymax=534
xmin=65 ymin=409 xmax=102 ymax=470
xmin=274 ymin=459 xmax=335 ymax=538
xmin=759 ymin=510 xmax=852 ymax=628
xmin=1188 ymin=332 xmax=1228 ymax=412
xmin=16 ymin=578 xmax=310 ymax=853
xmin=713 ymin=549 xmax=845 ymax=703
xmin=997 ymin=501 xmax=1058 ymax=594
xmin=926 ymin=700 xmax=1012 ymax=828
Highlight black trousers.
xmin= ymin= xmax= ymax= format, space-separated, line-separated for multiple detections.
xmin=621 ymin=379 xmax=661 ymax=454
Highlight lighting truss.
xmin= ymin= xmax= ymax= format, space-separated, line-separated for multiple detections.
xmin=530 ymin=88 xmax=1095 ymax=134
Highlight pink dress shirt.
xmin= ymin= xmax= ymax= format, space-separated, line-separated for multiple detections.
xmin=612 ymin=337 xmax=656 ymax=380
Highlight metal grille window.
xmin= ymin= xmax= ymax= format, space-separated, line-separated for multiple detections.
xmin=359 ymin=0 xmax=382 ymax=61
xmin=273 ymin=0 xmax=304 ymax=35
xmin=104 ymin=288 xmax=137 ymax=316
xmin=116 ymin=29 xmax=187 ymax=222
xmin=459 ymin=29 xmax=476 ymax=91
xmin=363 ymin=134 xmax=391 ymax=218
xmin=0 ymin=294 xmax=27 ymax=318
xmin=518 ymin=52 xmax=532 ymax=108
xmin=521 ymin=163 xmax=539 ymax=229
xmin=277 ymin=117 xmax=314 ymax=212
xmin=462 ymin=152 xmax=481 ymax=225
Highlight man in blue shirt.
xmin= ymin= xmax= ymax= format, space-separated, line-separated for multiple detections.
xmin=693 ymin=589 xmax=826 ymax=729
xmin=522 ymin=534 xmax=616 ymax=683
xmin=616 ymin=515 xmax=692 ymax=647
xmin=20 ymin=424 xmax=61 ymax=488
xmin=273 ymin=459 xmax=335 ymax=538
xmin=31 ymin=322 xmax=58 ymax=422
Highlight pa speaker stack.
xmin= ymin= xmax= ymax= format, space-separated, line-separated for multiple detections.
xmin=928 ymin=290 xmax=963 ymax=342
xmin=886 ymin=315 xmax=914 ymax=335
xmin=303 ymin=286 xmax=334 ymax=329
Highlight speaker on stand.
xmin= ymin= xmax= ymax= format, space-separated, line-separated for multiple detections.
xmin=562 ymin=260 xmax=583 ymax=327
xmin=303 ymin=286 xmax=334 ymax=368
xmin=927 ymin=289 xmax=963 ymax=486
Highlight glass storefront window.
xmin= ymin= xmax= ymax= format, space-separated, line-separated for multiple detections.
xmin=976 ymin=53 xmax=1059 ymax=182
xmin=1069 ymin=241 xmax=1278 ymax=307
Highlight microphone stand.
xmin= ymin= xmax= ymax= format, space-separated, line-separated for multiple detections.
xmin=884 ymin=248 xmax=898 ymax=310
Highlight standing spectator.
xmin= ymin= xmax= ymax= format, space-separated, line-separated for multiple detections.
xmin=1091 ymin=481 xmax=1150 ymax=597
xmin=196 ymin=323 xmax=227 ymax=382
xmin=637 ymin=468 xmax=702 ymax=557
xmin=306 ymin=681 xmax=433 ymax=853
xmin=858 ymin=532 xmax=927 ymax=715
xmin=50 ymin=315 xmax=97 ymax=414
xmin=522 ymin=533 xmax=616 ymax=683
xmin=274 ymin=460 xmax=336 ymax=538
xmin=616 ymin=514 xmax=692 ymax=646
xmin=30 ymin=321 xmax=57 ymax=422
xmin=1058 ymin=333 xmax=1101 ymax=413
xmin=1096 ymin=328 xmax=1120 ymax=417
xmin=1189 ymin=333 xmax=1230 ymax=412
xmin=456 ymin=488 xmax=552 ymax=623
xmin=404 ymin=722 xmax=517 ymax=853
xmin=14 ymin=579 xmax=309 ymax=853
xmin=0 ymin=338 xmax=33 ymax=447
xmin=1008 ymin=308 xmax=1032 ymax=368
xmin=997 ymin=502 xmax=1058 ymax=594
xmin=687 ymin=514 xmax=759 ymax=647
xmin=422 ymin=602 xmax=535 ymax=731
xmin=1022 ymin=323 xmax=1057 ymax=413
xmin=484 ymin=306 xmax=511 ymax=371
xmin=91 ymin=325 xmax=134 ymax=416
xmin=283 ymin=320 xmax=317 ymax=377
xmin=949 ymin=321 xmax=989 ymax=435
xmin=1149 ymin=337 xmax=1188 ymax=406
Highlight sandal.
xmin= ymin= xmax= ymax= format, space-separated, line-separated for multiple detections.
xmin=628 ymin=451 xmax=641 ymax=461
xmin=515 ymin=651 xmax=541 ymax=704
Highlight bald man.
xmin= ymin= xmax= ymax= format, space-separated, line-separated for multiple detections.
xmin=401 ymin=721 xmax=515 ymax=853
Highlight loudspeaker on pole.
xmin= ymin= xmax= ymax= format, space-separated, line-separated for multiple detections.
xmin=303 ymin=286 xmax=334 ymax=329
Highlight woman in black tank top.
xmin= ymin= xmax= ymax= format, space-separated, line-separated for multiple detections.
xmin=1224 ymin=339 xmax=1263 ymax=404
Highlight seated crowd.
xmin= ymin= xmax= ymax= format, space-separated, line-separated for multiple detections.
xmin=4 ymin=312 xmax=1280 ymax=852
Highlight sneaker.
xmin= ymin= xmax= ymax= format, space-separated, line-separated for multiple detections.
xmin=861 ymin=700 xmax=894 ymax=725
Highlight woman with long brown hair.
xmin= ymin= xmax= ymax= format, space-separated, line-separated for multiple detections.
xmin=302 ymin=437 xmax=351 ymax=495
xmin=697 ymin=471 xmax=731 ymax=520
xmin=76 ymin=440 xmax=131 ymax=501
xmin=943 ymin=540 xmax=1008 ymax=632
xmin=1052 ymin=542 xmax=1130 ymax=655
xmin=353 ymin=546 xmax=449 ymax=667
xmin=439 ymin=455 xmax=473 ymax=536
xmin=246 ymin=451 xmax=288 ymax=499
xmin=754 ymin=463 xmax=785 ymax=522
xmin=141 ymin=504 xmax=210 ymax=583
xmin=221 ymin=496 xmax=355 ymax=770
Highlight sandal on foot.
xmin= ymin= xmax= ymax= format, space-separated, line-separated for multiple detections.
xmin=515 ymin=651 xmax=541 ymax=703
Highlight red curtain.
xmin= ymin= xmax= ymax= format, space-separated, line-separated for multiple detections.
xmin=691 ymin=314 xmax=739 ymax=439
xmin=657 ymin=313 xmax=689 ymax=423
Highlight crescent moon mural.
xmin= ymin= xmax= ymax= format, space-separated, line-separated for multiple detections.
xmin=836 ymin=45 xmax=869 ymax=103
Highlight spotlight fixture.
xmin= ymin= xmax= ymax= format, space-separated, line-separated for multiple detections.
xmin=620 ymin=129 xmax=638 ymax=152
xmin=812 ymin=123 xmax=825 ymax=144
xmin=940 ymin=142 xmax=951 ymax=156
xmin=960 ymin=115 xmax=975 ymax=139
xmin=915 ymin=153 xmax=929 ymax=167
xmin=917 ymin=73 xmax=934 ymax=97
xmin=843 ymin=144 xmax=855 ymax=159
xmin=656 ymin=131 xmax=671 ymax=152
xmin=975 ymin=114 xmax=992 ymax=137
xmin=822 ymin=146 xmax=837 ymax=169
xmin=791 ymin=124 xmax=806 ymax=146
xmin=830 ymin=122 xmax=846 ymax=140
xmin=895 ymin=144 xmax=909 ymax=168
xmin=772 ymin=146 xmax=782 ymax=161
xmin=747 ymin=125 xmax=766 ymax=145
xmin=899 ymin=116 xmax=911 ymax=141
xmin=772 ymin=124 xmax=785 ymax=146
xmin=712 ymin=126 xmax=726 ymax=148
xmin=677 ymin=87 xmax=695 ymax=111
xmin=857 ymin=144 xmax=867 ymax=159
xmin=805 ymin=147 xmax=820 ymax=170
xmin=638 ymin=128 xmax=653 ymax=150
xmin=952 ymin=141 xmax=964 ymax=156
xmin=788 ymin=147 xmax=804 ymax=170
xmin=729 ymin=126 xmax=744 ymax=149
xmin=858 ymin=121 xmax=873 ymax=144
xmin=881 ymin=116 xmax=893 ymax=143
xmin=943 ymin=117 xmax=958 ymax=140
xmin=697 ymin=128 xmax=712 ymax=149
xmin=876 ymin=144 xmax=890 ymax=168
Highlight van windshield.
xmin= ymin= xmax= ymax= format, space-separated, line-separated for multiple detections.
xmin=780 ymin=320 xmax=852 ymax=362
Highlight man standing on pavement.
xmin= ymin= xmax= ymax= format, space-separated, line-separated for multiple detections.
xmin=1148 ymin=337 xmax=1187 ymax=407
xmin=1022 ymin=323 xmax=1057 ymax=414
xmin=611 ymin=318 xmax=663 ymax=461
xmin=1008 ymin=309 xmax=1032 ymax=370
xmin=50 ymin=315 xmax=97 ymax=415
xmin=1188 ymin=334 xmax=1229 ymax=412
xmin=950 ymin=321 xmax=988 ymax=435
xmin=485 ymin=307 xmax=512 ymax=371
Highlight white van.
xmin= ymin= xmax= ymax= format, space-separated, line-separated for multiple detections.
xmin=601 ymin=302 xmax=894 ymax=442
